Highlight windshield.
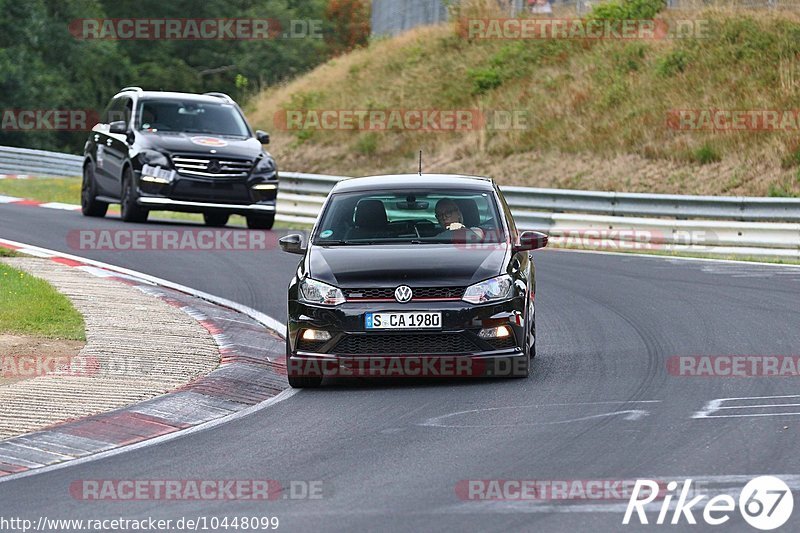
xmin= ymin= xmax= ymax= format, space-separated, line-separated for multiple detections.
xmin=313 ymin=189 xmax=507 ymax=245
xmin=136 ymin=99 xmax=250 ymax=137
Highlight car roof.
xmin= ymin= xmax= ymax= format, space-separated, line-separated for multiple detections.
xmin=114 ymin=90 xmax=233 ymax=105
xmin=331 ymin=174 xmax=495 ymax=193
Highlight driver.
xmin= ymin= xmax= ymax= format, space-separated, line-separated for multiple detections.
xmin=435 ymin=199 xmax=484 ymax=239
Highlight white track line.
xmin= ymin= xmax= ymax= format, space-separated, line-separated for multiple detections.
xmin=0 ymin=238 xmax=294 ymax=484
xmin=0 ymin=389 xmax=298 ymax=485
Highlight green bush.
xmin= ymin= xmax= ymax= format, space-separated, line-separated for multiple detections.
xmin=693 ymin=143 xmax=722 ymax=165
xmin=591 ymin=0 xmax=667 ymax=21
xmin=356 ymin=133 xmax=379 ymax=155
xmin=656 ymin=49 xmax=690 ymax=77
xmin=467 ymin=67 xmax=503 ymax=95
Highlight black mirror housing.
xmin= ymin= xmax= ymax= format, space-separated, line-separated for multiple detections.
xmin=256 ymin=130 xmax=270 ymax=145
xmin=515 ymin=230 xmax=548 ymax=252
xmin=109 ymin=121 xmax=128 ymax=134
xmin=280 ymin=234 xmax=305 ymax=255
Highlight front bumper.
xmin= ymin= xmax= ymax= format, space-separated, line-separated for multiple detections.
xmin=287 ymin=299 xmax=528 ymax=378
xmin=137 ymin=196 xmax=276 ymax=215
xmin=135 ymin=168 xmax=278 ymax=214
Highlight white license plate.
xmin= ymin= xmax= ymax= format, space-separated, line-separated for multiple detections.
xmin=141 ymin=164 xmax=176 ymax=181
xmin=366 ymin=312 xmax=442 ymax=330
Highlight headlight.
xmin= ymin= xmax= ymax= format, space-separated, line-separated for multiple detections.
xmin=253 ymin=155 xmax=276 ymax=174
xmin=463 ymin=275 xmax=514 ymax=305
xmin=138 ymin=150 xmax=169 ymax=168
xmin=299 ymin=278 xmax=346 ymax=306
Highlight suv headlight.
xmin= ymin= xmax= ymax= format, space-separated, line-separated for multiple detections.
xmin=253 ymin=155 xmax=276 ymax=174
xmin=138 ymin=150 xmax=169 ymax=168
xmin=462 ymin=275 xmax=514 ymax=305
xmin=299 ymin=278 xmax=346 ymax=306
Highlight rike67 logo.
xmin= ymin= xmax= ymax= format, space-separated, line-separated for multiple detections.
xmin=624 ymin=476 xmax=793 ymax=530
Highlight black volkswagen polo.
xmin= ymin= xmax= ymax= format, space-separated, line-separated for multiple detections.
xmin=280 ymin=174 xmax=547 ymax=388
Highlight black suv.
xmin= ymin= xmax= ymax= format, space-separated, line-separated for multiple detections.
xmin=81 ymin=87 xmax=278 ymax=229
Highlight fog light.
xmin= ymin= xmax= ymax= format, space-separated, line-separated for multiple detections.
xmin=302 ymin=329 xmax=331 ymax=342
xmin=478 ymin=326 xmax=512 ymax=339
xmin=141 ymin=175 xmax=170 ymax=184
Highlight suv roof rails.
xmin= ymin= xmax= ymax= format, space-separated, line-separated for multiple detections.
xmin=119 ymin=86 xmax=143 ymax=93
xmin=204 ymin=92 xmax=235 ymax=103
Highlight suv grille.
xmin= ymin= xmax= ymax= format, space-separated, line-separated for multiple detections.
xmin=345 ymin=287 xmax=465 ymax=301
xmin=172 ymin=155 xmax=253 ymax=179
xmin=332 ymin=333 xmax=479 ymax=355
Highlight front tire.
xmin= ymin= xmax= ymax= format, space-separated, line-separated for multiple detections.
xmin=81 ymin=162 xmax=108 ymax=218
xmin=120 ymin=168 xmax=148 ymax=223
xmin=246 ymin=213 xmax=275 ymax=230
xmin=203 ymin=213 xmax=230 ymax=227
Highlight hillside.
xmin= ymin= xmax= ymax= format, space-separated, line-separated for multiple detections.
xmin=248 ymin=5 xmax=800 ymax=197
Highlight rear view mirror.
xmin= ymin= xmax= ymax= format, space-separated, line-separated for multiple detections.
xmin=515 ymin=230 xmax=548 ymax=252
xmin=280 ymin=234 xmax=305 ymax=255
xmin=109 ymin=121 xmax=128 ymax=134
xmin=256 ymin=130 xmax=270 ymax=144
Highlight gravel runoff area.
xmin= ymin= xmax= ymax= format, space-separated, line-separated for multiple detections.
xmin=0 ymin=257 xmax=219 ymax=440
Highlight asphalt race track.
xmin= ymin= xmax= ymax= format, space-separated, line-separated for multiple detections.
xmin=2 ymin=203 xmax=799 ymax=532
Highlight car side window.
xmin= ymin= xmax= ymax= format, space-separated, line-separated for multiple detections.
xmin=100 ymin=99 xmax=116 ymax=125
xmin=496 ymin=187 xmax=518 ymax=242
xmin=107 ymin=97 xmax=128 ymax=125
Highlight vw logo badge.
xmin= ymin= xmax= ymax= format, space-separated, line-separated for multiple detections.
xmin=394 ymin=285 xmax=413 ymax=303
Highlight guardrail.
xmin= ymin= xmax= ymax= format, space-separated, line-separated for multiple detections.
xmin=0 ymin=146 xmax=83 ymax=178
xmin=279 ymin=171 xmax=800 ymax=223
xmin=1 ymin=147 xmax=797 ymax=259
xmin=278 ymin=171 xmax=800 ymax=259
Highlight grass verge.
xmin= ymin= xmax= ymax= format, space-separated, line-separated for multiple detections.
xmin=0 ymin=262 xmax=85 ymax=340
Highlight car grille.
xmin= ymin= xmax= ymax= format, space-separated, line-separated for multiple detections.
xmin=485 ymin=335 xmax=517 ymax=350
xmin=344 ymin=287 xmax=465 ymax=301
xmin=297 ymin=338 xmax=328 ymax=352
xmin=331 ymin=333 xmax=479 ymax=355
xmin=172 ymin=155 xmax=253 ymax=179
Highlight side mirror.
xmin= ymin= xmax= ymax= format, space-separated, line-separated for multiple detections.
xmin=256 ymin=130 xmax=270 ymax=145
xmin=515 ymin=230 xmax=548 ymax=252
xmin=109 ymin=121 xmax=128 ymax=134
xmin=280 ymin=234 xmax=306 ymax=255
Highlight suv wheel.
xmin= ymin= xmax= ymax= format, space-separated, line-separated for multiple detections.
xmin=120 ymin=168 xmax=149 ymax=223
xmin=246 ymin=213 xmax=275 ymax=230
xmin=81 ymin=162 xmax=108 ymax=217
xmin=203 ymin=213 xmax=229 ymax=227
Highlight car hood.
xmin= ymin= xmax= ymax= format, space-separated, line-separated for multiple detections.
xmin=138 ymin=132 xmax=263 ymax=158
xmin=308 ymin=244 xmax=510 ymax=287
